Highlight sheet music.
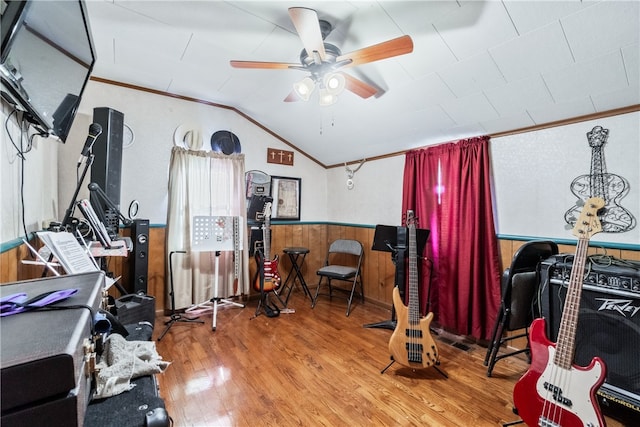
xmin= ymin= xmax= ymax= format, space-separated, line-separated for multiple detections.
xmin=37 ymin=231 xmax=98 ymax=275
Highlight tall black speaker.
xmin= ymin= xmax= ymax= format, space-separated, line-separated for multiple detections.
xmin=540 ymin=254 xmax=640 ymax=424
xmin=90 ymin=107 xmax=124 ymax=238
xmin=130 ymin=219 xmax=149 ymax=294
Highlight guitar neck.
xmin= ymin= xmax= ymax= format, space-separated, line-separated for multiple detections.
xmin=589 ymin=146 xmax=608 ymax=200
xmin=263 ymin=217 xmax=271 ymax=260
xmin=554 ymin=238 xmax=589 ymax=369
xmin=408 ymin=219 xmax=420 ymax=324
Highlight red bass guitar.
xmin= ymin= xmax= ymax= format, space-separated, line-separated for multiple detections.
xmin=513 ymin=197 xmax=607 ymax=427
xmin=253 ymin=202 xmax=281 ymax=292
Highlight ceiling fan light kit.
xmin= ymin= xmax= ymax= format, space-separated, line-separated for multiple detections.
xmin=318 ymin=87 xmax=338 ymax=106
xmin=324 ymin=72 xmax=345 ymax=94
xmin=230 ymin=7 xmax=414 ymax=106
xmin=293 ymin=77 xmax=315 ymax=101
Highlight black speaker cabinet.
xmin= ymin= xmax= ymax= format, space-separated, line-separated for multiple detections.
xmin=247 ymin=195 xmax=272 ymax=225
xmin=90 ymin=107 xmax=124 ymax=237
xmin=540 ymin=254 xmax=640 ymax=423
xmin=130 ymin=219 xmax=149 ymax=294
xmin=248 ymin=226 xmax=264 ymax=257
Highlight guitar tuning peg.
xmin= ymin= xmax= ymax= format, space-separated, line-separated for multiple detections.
xmin=576 ymin=199 xmax=585 ymax=207
xmin=564 ymin=223 xmax=573 ymax=230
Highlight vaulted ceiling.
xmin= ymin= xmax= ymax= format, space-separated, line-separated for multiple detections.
xmin=86 ymin=1 xmax=640 ymax=166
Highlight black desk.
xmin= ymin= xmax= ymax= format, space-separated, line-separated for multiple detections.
xmin=281 ymin=247 xmax=310 ymax=304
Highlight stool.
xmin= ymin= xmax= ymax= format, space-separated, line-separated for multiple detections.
xmin=281 ymin=247 xmax=310 ymax=304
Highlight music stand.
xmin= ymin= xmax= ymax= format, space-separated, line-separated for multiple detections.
xmin=186 ymin=215 xmax=245 ymax=331
xmin=364 ymin=224 xmax=429 ymax=330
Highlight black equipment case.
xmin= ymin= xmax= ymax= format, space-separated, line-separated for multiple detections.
xmin=1 ymin=272 xmax=104 ymax=427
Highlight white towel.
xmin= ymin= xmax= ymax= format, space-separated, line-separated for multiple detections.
xmin=93 ymin=334 xmax=170 ymax=399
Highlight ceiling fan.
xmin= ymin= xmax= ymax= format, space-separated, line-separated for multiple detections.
xmin=230 ymin=7 xmax=414 ymax=105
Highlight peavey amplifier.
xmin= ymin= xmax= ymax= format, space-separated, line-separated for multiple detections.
xmin=1 ymin=272 xmax=104 ymax=427
xmin=540 ymin=254 xmax=640 ymax=424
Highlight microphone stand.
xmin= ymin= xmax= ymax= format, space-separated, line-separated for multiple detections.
xmin=61 ymin=155 xmax=94 ymax=230
xmin=157 ymin=251 xmax=204 ymax=341
xmin=88 ymin=182 xmax=132 ymax=239
xmin=41 ymin=155 xmax=93 ymax=278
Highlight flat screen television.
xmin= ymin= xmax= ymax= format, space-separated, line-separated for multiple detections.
xmin=0 ymin=0 xmax=95 ymax=142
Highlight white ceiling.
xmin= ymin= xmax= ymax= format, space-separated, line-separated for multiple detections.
xmin=86 ymin=0 xmax=640 ymax=166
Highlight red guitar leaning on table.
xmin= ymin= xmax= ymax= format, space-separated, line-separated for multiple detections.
xmin=513 ymin=197 xmax=607 ymax=427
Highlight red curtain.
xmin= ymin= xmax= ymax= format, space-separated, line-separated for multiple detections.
xmin=402 ymin=136 xmax=501 ymax=340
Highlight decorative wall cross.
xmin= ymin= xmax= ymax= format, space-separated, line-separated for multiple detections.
xmin=267 ymin=148 xmax=294 ymax=166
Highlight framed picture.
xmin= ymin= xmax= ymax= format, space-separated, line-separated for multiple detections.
xmin=270 ymin=176 xmax=301 ymax=221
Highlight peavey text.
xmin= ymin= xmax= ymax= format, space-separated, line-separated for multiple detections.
xmin=596 ymin=298 xmax=640 ymax=317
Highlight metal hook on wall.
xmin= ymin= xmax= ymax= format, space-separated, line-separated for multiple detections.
xmin=345 ymin=159 xmax=366 ymax=190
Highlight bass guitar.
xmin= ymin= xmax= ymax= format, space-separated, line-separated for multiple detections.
xmin=513 ymin=197 xmax=607 ymax=427
xmin=388 ymin=210 xmax=439 ymax=369
xmin=253 ymin=202 xmax=281 ymax=292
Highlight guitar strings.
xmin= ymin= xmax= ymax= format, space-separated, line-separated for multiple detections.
xmin=541 ymin=236 xmax=589 ymax=425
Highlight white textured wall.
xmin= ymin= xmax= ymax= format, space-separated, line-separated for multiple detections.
xmin=0 ymin=103 xmax=58 ymax=242
xmin=326 ymin=155 xmax=405 ymax=226
xmin=2 ymin=80 xmax=638 ymax=248
xmin=56 ymin=80 xmax=328 ymax=225
xmin=491 ymin=112 xmax=639 ymax=245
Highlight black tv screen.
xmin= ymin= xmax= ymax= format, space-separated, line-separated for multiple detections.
xmin=0 ymin=0 xmax=95 ymax=142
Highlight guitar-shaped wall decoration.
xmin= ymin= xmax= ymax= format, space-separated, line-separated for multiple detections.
xmin=388 ymin=210 xmax=439 ymax=369
xmin=253 ymin=202 xmax=281 ymax=292
xmin=564 ymin=125 xmax=635 ymax=233
xmin=514 ymin=197 xmax=607 ymax=427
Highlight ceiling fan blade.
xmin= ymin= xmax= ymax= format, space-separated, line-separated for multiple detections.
xmin=288 ymin=7 xmax=326 ymax=62
xmin=230 ymin=60 xmax=298 ymax=70
xmin=337 ymin=35 xmax=413 ymax=68
xmin=341 ymin=73 xmax=377 ymax=99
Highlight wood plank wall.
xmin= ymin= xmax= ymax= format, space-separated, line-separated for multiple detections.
xmin=3 ymin=224 xmax=639 ymax=334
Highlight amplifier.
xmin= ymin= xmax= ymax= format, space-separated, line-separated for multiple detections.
xmin=1 ymin=272 xmax=104 ymax=426
xmin=540 ymin=254 xmax=640 ymax=424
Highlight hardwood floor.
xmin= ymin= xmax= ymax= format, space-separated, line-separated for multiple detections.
xmin=154 ymin=291 xmax=627 ymax=427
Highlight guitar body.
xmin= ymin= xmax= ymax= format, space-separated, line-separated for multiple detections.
xmin=253 ymin=251 xmax=281 ymax=292
xmin=388 ymin=286 xmax=438 ymax=369
xmin=513 ymin=318 xmax=607 ymax=427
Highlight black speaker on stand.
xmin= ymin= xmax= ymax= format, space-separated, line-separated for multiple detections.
xmin=90 ymin=107 xmax=124 ymax=239
xmin=130 ymin=219 xmax=149 ymax=294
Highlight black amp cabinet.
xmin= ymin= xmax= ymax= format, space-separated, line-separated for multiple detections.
xmin=1 ymin=273 xmax=104 ymax=427
xmin=540 ymin=254 xmax=640 ymax=424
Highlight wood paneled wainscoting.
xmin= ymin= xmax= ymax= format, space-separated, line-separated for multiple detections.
xmin=3 ymin=224 xmax=639 ymax=371
xmin=2 ymin=224 xmax=639 ymax=323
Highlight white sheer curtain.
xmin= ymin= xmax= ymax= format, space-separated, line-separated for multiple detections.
xmin=166 ymin=147 xmax=249 ymax=310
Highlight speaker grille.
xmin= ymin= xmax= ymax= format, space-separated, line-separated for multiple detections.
xmin=130 ymin=219 xmax=149 ymax=294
